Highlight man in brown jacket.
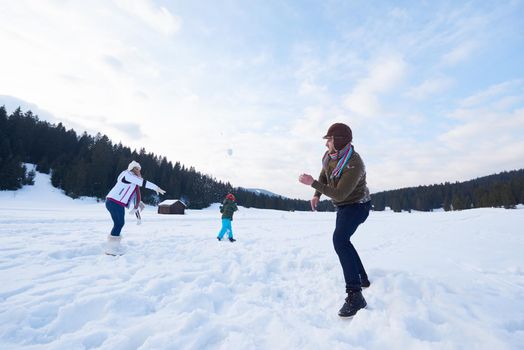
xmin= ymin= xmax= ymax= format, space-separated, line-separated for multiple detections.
xmin=299 ymin=122 xmax=371 ymax=318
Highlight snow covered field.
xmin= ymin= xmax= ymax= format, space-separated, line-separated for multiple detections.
xmin=1 ymin=171 xmax=523 ymax=349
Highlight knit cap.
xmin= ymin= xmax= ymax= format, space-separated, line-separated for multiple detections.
xmin=127 ymin=161 xmax=141 ymax=171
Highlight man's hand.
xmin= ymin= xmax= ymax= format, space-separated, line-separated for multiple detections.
xmin=310 ymin=196 xmax=320 ymax=211
xmin=155 ymin=186 xmax=166 ymax=195
xmin=298 ymin=174 xmax=314 ymax=186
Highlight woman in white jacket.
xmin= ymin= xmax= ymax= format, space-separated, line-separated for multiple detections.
xmin=105 ymin=160 xmax=165 ymax=255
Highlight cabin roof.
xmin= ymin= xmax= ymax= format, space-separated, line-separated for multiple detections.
xmin=158 ymin=199 xmax=187 ymax=207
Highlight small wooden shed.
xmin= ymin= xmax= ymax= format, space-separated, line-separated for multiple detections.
xmin=157 ymin=199 xmax=187 ymax=215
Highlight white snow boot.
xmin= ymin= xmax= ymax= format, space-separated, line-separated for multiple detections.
xmin=105 ymin=235 xmax=126 ymax=256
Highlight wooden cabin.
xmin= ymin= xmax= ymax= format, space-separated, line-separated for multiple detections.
xmin=157 ymin=199 xmax=187 ymax=215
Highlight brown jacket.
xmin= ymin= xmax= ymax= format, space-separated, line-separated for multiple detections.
xmin=311 ymin=149 xmax=370 ymax=206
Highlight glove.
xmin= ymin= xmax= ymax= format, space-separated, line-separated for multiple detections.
xmin=155 ymin=186 xmax=166 ymax=195
xmin=129 ymin=201 xmax=146 ymax=215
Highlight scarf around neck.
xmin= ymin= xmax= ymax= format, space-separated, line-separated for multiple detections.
xmin=129 ymin=185 xmax=142 ymax=209
xmin=322 ymin=143 xmax=353 ymax=179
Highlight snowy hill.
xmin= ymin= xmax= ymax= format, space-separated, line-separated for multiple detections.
xmin=0 ymin=164 xmax=99 ymax=208
xmin=0 ymin=170 xmax=523 ymax=349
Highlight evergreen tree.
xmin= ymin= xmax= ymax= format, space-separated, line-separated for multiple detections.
xmin=22 ymin=168 xmax=36 ymax=186
xmin=0 ymin=156 xmax=26 ymax=190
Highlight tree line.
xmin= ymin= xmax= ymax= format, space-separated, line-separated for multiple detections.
xmin=2 ymin=106 xmax=522 ymax=212
xmin=371 ymin=170 xmax=524 ymax=211
xmin=0 ymin=106 xmax=334 ymax=211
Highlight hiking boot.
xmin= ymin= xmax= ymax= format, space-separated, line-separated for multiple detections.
xmin=361 ymin=277 xmax=371 ymax=288
xmin=228 ymin=237 xmax=236 ymax=242
xmin=338 ymin=290 xmax=367 ymax=317
xmin=217 ymin=237 xmax=221 ymax=241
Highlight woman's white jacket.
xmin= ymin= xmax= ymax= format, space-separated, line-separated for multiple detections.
xmin=106 ymin=170 xmax=158 ymax=207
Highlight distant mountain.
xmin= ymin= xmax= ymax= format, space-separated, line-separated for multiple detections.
xmin=242 ymin=188 xmax=285 ymax=198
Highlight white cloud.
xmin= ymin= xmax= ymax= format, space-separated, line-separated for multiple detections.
xmin=389 ymin=8 xmax=409 ymax=20
xmin=442 ymin=41 xmax=479 ymax=65
xmin=298 ymin=80 xmax=327 ymax=97
xmin=343 ymin=92 xmax=381 ymax=118
xmin=459 ymin=80 xmax=523 ymax=108
xmin=343 ymin=55 xmax=406 ymax=117
xmin=360 ymin=56 xmax=407 ymax=92
xmin=442 ymin=107 xmax=524 ymax=148
xmin=114 ymin=0 xmax=181 ymax=36
xmin=290 ymin=106 xmax=328 ymax=137
xmin=406 ymin=77 xmax=454 ymax=100
xmin=361 ymin=78 xmax=524 ymax=192
xmin=434 ymin=83 xmax=524 ymax=180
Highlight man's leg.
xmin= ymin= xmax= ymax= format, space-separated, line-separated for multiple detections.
xmin=332 ymin=203 xmax=369 ymax=291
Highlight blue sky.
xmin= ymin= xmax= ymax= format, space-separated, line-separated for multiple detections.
xmin=1 ymin=0 xmax=523 ymax=199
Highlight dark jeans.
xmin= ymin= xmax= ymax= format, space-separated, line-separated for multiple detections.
xmin=333 ymin=201 xmax=371 ymax=292
xmin=106 ymin=200 xmax=125 ymax=236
